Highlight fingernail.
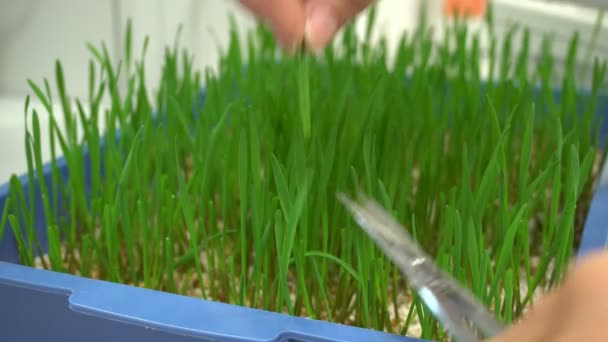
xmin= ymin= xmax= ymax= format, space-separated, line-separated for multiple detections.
xmin=304 ymin=7 xmax=338 ymax=54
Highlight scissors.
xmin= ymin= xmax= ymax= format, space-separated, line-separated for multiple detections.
xmin=337 ymin=192 xmax=505 ymax=342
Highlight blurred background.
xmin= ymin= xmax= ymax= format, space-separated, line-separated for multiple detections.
xmin=0 ymin=0 xmax=606 ymax=181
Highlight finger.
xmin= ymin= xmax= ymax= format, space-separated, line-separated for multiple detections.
xmin=304 ymin=0 xmax=374 ymax=52
xmin=238 ymin=0 xmax=306 ymax=53
xmin=488 ymin=288 xmax=565 ymax=342
xmin=562 ymin=251 xmax=608 ymax=320
xmin=490 ymin=251 xmax=608 ymax=342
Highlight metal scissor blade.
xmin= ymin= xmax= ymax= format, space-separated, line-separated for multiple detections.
xmin=337 ymin=192 xmax=505 ymax=341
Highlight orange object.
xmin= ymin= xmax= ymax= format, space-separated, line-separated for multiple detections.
xmin=444 ymin=0 xmax=487 ymax=17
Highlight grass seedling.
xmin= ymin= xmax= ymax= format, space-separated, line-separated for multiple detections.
xmin=1 ymin=6 xmax=607 ymax=341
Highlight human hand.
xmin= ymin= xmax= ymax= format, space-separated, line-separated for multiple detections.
xmin=238 ymin=0 xmax=375 ymax=54
xmin=489 ymin=251 xmax=608 ymax=342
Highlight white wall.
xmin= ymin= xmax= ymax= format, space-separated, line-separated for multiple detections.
xmin=0 ymin=0 xmax=425 ymax=100
xmin=1 ymin=0 xmax=607 ymax=98
xmin=0 ymin=0 xmax=424 ymax=181
xmin=116 ymin=0 xmax=258 ymax=97
xmin=491 ymin=0 xmax=608 ymax=85
xmin=117 ymin=0 xmax=423 ymax=96
xmin=0 ymin=0 xmax=117 ymax=99
xmin=0 ymin=0 xmax=607 ymax=181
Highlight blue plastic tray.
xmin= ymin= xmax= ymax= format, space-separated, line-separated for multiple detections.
xmin=1 ymin=87 xmax=607 ymax=342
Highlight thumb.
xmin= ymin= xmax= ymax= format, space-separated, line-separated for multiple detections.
xmin=238 ymin=0 xmax=305 ymax=53
xmin=304 ymin=0 xmax=373 ymax=53
xmin=485 ymin=287 xmax=567 ymax=342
